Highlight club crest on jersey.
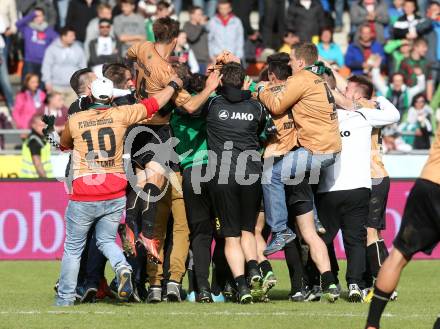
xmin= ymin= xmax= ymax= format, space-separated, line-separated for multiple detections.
xmin=218 ymin=109 xmax=230 ymax=120
xmin=231 ymin=112 xmax=254 ymax=121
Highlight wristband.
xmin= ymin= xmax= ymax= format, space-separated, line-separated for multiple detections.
xmin=168 ymin=80 xmax=181 ymax=92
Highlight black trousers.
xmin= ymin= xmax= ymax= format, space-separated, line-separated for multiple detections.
xmin=316 ymin=188 xmax=370 ymax=288
xmin=261 ymin=0 xmax=285 ymax=49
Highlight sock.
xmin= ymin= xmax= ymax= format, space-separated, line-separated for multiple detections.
xmin=246 ymin=260 xmax=259 ymax=275
xmin=234 ymin=275 xmax=247 ymax=290
xmin=258 ymin=260 xmax=273 ymax=277
xmin=140 ymin=183 xmax=162 ymax=238
xmin=367 ymin=239 xmax=389 ymax=278
xmin=321 ymin=271 xmax=336 ymax=290
xmin=125 ymin=188 xmax=142 ymax=234
xmin=433 ymin=317 xmax=440 ymax=329
xmin=366 ymin=287 xmax=393 ymax=329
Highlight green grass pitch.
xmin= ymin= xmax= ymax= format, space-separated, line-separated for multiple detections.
xmin=0 ymin=260 xmax=438 ymax=329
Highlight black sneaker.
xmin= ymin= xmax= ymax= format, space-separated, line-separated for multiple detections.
xmin=77 ymin=285 xmax=98 ymax=303
xmin=237 ymin=286 xmax=252 ymax=304
xmin=289 ymin=291 xmax=305 ymax=302
xmin=304 ymin=285 xmax=322 ymax=302
xmin=248 ymin=268 xmax=264 ymax=301
xmin=197 ymin=289 xmax=213 ymax=303
xmin=166 ymin=281 xmax=182 ymax=302
xmin=223 ymin=281 xmax=237 ymax=302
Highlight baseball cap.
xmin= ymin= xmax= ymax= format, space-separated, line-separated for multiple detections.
xmin=91 ymin=78 xmax=113 ymax=101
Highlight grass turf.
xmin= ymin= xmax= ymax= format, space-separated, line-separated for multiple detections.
xmin=0 ymin=260 xmax=438 ymax=329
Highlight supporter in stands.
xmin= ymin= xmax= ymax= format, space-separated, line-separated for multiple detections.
xmin=13 ymin=73 xmax=46 ymax=131
xmin=17 ymin=0 xmax=58 ymax=27
xmin=193 ymin=0 xmax=218 ymax=18
xmin=285 ymin=0 xmax=326 ymax=42
xmin=88 ymin=19 xmax=122 ymax=75
xmin=172 ymin=31 xmax=199 ymax=73
xmin=41 ymin=27 xmax=86 ymax=106
xmin=399 ymin=38 xmax=431 ymax=89
xmin=388 ymin=0 xmax=404 ymax=26
xmin=416 ymin=2 xmax=440 ymax=99
xmin=16 ymin=8 xmax=58 ymax=81
xmin=183 ymin=6 xmax=210 ymax=74
xmin=0 ymin=15 xmax=13 ymax=112
xmin=350 ymin=0 xmax=389 ymax=44
xmin=372 ymin=57 xmax=425 ymax=118
xmin=19 ymin=114 xmax=52 ymax=178
xmin=208 ymin=0 xmax=244 ymax=61
xmin=279 ymin=30 xmax=300 ymax=54
xmin=113 ymin=0 xmax=146 ymax=56
xmin=393 ymin=0 xmax=421 ymax=40
xmin=84 ymin=3 xmax=114 ymax=61
xmin=317 ymin=28 xmax=345 ymax=69
xmin=384 ymin=38 xmax=412 ymax=74
xmin=37 ymin=92 xmax=68 ymax=133
xmin=399 ymin=93 xmax=433 ymax=149
xmin=260 ymin=0 xmax=286 ymax=50
xmin=345 ymin=24 xmax=386 ymax=75
xmin=66 ymin=0 xmax=99 ymax=44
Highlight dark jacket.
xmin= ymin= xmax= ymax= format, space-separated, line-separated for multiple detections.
xmin=416 ymin=18 xmax=440 ymax=65
xmin=344 ymin=40 xmax=386 ymax=75
xmin=66 ymin=0 xmax=98 ymax=42
xmin=286 ymin=0 xmax=326 ymax=42
xmin=392 ymin=14 xmax=421 ymax=39
xmin=204 ymin=86 xmax=267 ymax=177
xmin=183 ymin=22 xmax=210 ymax=64
xmin=88 ymin=37 xmax=122 ymax=67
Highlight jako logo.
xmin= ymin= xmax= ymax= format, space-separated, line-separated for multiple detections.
xmin=218 ymin=110 xmax=229 ymax=120
xmin=231 ymin=112 xmax=254 ymax=121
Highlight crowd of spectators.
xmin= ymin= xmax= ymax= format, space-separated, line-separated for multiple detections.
xmin=0 ymin=0 xmax=438 ymax=152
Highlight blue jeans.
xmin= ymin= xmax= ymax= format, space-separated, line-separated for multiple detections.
xmin=57 ymin=196 xmax=130 ymax=303
xmin=262 ymin=148 xmax=337 ymax=233
xmin=193 ymin=0 xmax=218 ymax=17
xmin=0 ymin=48 xmax=13 ymax=111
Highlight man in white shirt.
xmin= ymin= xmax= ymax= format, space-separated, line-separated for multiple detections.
xmin=316 ymin=74 xmax=400 ymax=303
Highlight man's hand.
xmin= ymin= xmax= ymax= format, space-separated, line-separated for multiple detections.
xmin=205 ymin=71 xmax=222 ymax=92
xmin=242 ymin=76 xmax=253 ymax=90
xmin=413 ymin=66 xmax=423 ymax=76
xmin=42 ymin=115 xmax=55 ymax=135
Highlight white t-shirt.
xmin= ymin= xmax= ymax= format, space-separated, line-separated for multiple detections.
xmin=318 ymin=96 xmax=400 ymax=193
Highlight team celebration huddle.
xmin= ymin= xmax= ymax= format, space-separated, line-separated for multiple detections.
xmin=39 ymin=8 xmax=440 ymax=329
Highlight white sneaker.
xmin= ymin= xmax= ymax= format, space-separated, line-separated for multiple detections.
xmin=348 ymin=284 xmax=362 ymax=303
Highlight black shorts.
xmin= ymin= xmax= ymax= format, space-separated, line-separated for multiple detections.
xmin=126 ymin=124 xmax=172 ymax=169
xmin=286 ymin=179 xmax=314 ymax=217
xmin=182 ymin=165 xmax=213 ymax=226
xmin=367 ymin=176 xmax=390 ymax=230
xmin=393 ymin=178 xmax=440 ymax=259
xmin=209 ymin=176 xmax=262 ymax=237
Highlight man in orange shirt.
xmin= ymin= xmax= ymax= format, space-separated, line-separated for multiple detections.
xmin=52 ymin=76 xmax=182 ymax=306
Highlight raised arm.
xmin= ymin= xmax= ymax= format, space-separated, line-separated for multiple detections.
xmin=357 ymin=96 xmax=400 ymax=127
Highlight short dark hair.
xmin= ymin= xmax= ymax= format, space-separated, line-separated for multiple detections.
xmin=70 ymin=68 xmax=93 ymax=95
xmin=60 ymin=26 xmax=75 ymax=37
xmin=348 ymin=75 xmax=374 ymax=99
xmin=220 ymin=62 xmax=245 ymax=89
xmin=157 ymin=1 xmax=171 ymax=10
xmin=121 ymin=0 xmax=135 ymax=5
xmin=153 ymin=17 xmax=180 ymax=43
xmin=189 ymin=5 xmax=203 ymax=14
xmin=267 ymin=52 xmax=290 ymax=64
xmin=268 ymin=58 xmax=292 ymax=81
xmin=323 ymin=71 xmax=336 ymax=90
xmin=413 ymin=37 xmax=428 ymax=47
xmin=34 ymin=7 xmax=45 ymax=15
xmin=292 ymin=42 xmax=318 ymax=66
xmin=411 ymin=92 xmax=427 ymax=107
xmin=218 ymin=0 xmax=232 ymax=5
xmin=171 ymin=62 xmax=191 ymax=90
xmin=319 ymin=27 xmax=334 ymax=42
xmin=103 ymin=63 xmax=131 ymax=89
xmin=189 ymin=73 xmax=207 ymax=93
xmin=99 ymin=18 xmax=112 ymax=25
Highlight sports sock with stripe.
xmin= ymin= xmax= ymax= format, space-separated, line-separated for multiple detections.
xmin=366 ymin=286 xmax=393 ymax=329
